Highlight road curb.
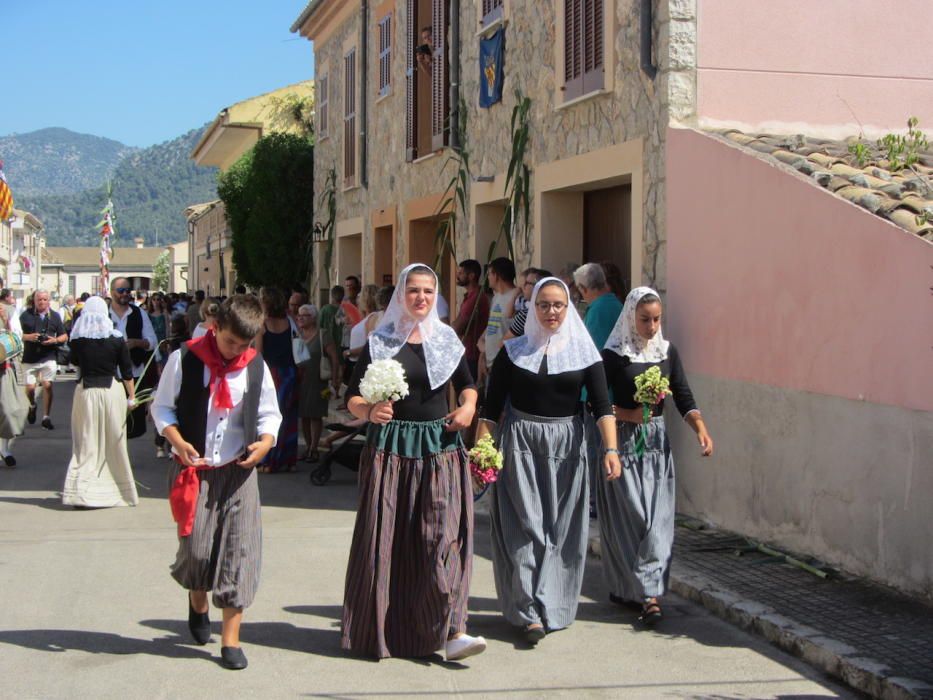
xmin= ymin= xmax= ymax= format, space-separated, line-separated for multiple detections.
xmin=588 ymin=531 xmax=933 ymax=700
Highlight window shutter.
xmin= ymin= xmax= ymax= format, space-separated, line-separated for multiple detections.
xmin=431 ymin=0 xmax=449 ymax=151
xmin=482 ymin=0 xmax=504 ymax=26
xmin=344 ymin=50 xmax=356 ymax=185
xmin=405 ymin=0 xmax=417 ymax=161
xmin=582 ymin=0 xmax=604 ymax=94
xmin=319 ymin=75 xmax=328 ymax=134
xmin=564 ymin=0 xmax=583 ymax=100
xmin=379 ymin=14 xmax=392 ymax=97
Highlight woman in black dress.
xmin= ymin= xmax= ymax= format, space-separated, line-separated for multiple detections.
xmin=341 ymin=263 xmax=486 ymax=662
xmin=596 ymin=286 xmax=713 ymax=622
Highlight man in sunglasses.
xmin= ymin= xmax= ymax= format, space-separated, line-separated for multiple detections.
xmin=109 ymin=278 xmax=158 ymax=437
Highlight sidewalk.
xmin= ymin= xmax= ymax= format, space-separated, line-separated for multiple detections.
xmin=590 ymin=520 xmax=933 ymax=700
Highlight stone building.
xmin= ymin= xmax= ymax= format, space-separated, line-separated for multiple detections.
xmin=292 ymin=0 xmax=933 ymax=600
xmin=292 ymin=0 xmax=689 ymax=303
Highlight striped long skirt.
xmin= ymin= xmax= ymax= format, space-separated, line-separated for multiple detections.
xmin=489 ymin=408 xmax=589 ymax=631
xmin=341 ymin=419 xmax=473 ymax=659
xmin=594 ymin=416 xmax=675 ymax=602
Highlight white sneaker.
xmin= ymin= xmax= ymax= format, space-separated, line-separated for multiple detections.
xmin=445 ymin=634 xmax=486 ymax=661
xmin=155 ymin=448 xmax=166 ymax=459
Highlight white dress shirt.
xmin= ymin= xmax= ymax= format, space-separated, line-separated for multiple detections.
xmin=110 ymin=304 xmax=158 ymax=378
xmin=151 ymin=349 xmax=282 ymax=467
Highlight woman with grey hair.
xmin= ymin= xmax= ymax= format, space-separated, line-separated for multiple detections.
xmin=296 ymin=303 xmax=339 ymax=462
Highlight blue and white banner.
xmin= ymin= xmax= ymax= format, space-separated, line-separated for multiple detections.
xmin=479 ymin=28 xmax=504 ymax=108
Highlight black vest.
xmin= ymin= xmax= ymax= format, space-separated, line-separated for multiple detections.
xmin=123 ymin=306 xmax=147 ymax=366
xmin=175 ymin=346 xmax=264 ymax=457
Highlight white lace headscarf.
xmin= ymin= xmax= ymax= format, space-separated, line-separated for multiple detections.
xmin=604 ymin=286 xmax=669 ymax=362
xmin=505 ymin=277 xmax=602 ymax=374
xmin=369 ymin=263 xmax=465 ymax=390
xmin=69 ymin=296 xmax=122 ymax=340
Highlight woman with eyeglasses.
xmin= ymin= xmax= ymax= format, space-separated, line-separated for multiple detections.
xmin=477 ymin=277 xmax=622 ymax=645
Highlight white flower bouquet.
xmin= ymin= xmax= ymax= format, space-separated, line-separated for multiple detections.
xmin=359 ymin=358 xmax=410 ymax=404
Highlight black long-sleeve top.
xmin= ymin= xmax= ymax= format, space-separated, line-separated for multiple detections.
xmin=70 ymin=336 xmax=134 ymax=389
xmin=482 ymin=350 xmax=613 ymax=421
xmin=347 ymin=342 xmax=476 ymax=421
xmin=601 ymin=343 xmax=698 ymax=419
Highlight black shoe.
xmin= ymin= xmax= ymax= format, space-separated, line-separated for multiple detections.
xmin=27 ymin=404 xmax=36 ymax=425
xmin=221 ymin=646 xmax=248 ymax=670
xmin=2 ymin=455 xmax=15 ymax=468
xmin=524 ymin=624 xmax=546 ymax=645
xmin=188 ymin=596 xmax=211 ymax=645
xmin=41 ymin=417 xmax=54 ymax=430
xmin=639 ymin=601 xmax=663 ymax=625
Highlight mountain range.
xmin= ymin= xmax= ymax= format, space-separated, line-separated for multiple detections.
xmin=1 ymin=126 xmax=219 ymax=247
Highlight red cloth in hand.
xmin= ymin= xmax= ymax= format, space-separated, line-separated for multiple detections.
xmin=185 ymin=329 xmax=256 ymax=409
xmin=169 ymin=464 xmax=206 ymax=537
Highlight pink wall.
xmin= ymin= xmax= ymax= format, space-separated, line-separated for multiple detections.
xmin=665 ymin=127 xmax=933 ymax=413
xmin=697 ymin=0 xmax=933 ymax=133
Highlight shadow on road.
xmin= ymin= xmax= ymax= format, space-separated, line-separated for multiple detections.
xmin=0 ymin=628 xmax=216 ymax=663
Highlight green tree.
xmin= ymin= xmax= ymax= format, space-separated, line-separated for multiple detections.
xmin=217 ymin=133 xmax=315 ymax=287
xmin=152 ymin=250 xmax=171 ymax=291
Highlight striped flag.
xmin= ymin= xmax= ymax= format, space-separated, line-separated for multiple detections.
xmin=0 ymin=160 xmax=13 ymax=221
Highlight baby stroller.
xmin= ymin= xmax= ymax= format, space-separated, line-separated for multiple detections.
xmin=309 ymin=422 xmax=367 ymax=486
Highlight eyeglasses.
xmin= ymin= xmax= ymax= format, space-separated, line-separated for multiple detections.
xmin=535 ymin=302 xmax=568 ymax=312
xmin=297 ymin=314 xmax=314 ymax=319
xmin=114 ymin=287 xmax=132 ymax=294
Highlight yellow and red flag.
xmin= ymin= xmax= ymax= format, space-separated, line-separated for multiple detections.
xmin=0 ymin=160 xmax=13 ymax=221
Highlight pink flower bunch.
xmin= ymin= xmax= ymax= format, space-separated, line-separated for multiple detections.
xmin=470 ymin=462 xmax=500 ymax=485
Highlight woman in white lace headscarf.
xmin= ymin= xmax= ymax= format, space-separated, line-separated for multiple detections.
xmin=597 ymin=286 xmax=713 ymax=624
xmin=62 ymin=296 xmax=139 ymax=507
xmin=340 ymin=263 xmax=487 ymax=663
xmin=477 ymin=277 xmax=622 ymax=644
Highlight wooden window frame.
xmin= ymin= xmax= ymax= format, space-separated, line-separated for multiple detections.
xmin=480 ymin=0 xmax=504 ymax=27
xmin=344 ymin=48 xmax=357 ymax=187
xmin=561 ymin=0 xmax=606 ymax=103
xmin=318 ymin=73 xmax=329 ymax=138
xmin=378 ymin=13 xmax=392 ymax=98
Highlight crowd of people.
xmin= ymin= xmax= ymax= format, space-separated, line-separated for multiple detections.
xmin=0 ymin=257 xmax=713 ymax=670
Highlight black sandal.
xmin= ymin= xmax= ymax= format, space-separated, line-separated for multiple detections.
xmin=639 ymin=600 xmax=662 ymax=625
xmin=524 ymin=624 xmax=546 ymax=644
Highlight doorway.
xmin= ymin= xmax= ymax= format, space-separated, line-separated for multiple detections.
xmin=584 ymin=185 xmax=632 ymax=292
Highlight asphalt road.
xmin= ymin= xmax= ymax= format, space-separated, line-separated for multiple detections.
xmin=0 ymin=378 xmax=856 ymax=699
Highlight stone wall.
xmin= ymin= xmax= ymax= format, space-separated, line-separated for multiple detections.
xmin=310 ymin=0 xmax=700 ymax=293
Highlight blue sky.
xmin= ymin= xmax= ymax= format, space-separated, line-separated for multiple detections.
xmin=2 ymin=0 xmax=315 ymax=147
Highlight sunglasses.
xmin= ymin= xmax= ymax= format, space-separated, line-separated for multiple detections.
xmin=114 ymin=287 xmax=133 ymax=294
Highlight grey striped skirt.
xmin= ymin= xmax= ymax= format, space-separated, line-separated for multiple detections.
xmin=490 ymin=408 xmax=588 ymax=630
xmin=167 ymin=462 xmax=262 ymax=609
xmin=341 ymin=419 xmax=473 ymax=659
xmin=594 ymin=416 xmax=675 ymax=602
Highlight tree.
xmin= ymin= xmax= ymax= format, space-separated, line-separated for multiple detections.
xmin=217 ymin=133 xmax=315 ymax=287
xmin=152 ymin=250 xmax=171 ymax=291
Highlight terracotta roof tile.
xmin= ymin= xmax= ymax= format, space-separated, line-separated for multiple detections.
xmin=712 ymin=129 xmax=933 ymax=240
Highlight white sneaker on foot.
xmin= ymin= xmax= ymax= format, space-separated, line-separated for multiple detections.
xmin=156 ymin=448 xmax=166 ymax=459
xmin=445 ymin=633 xmax=486 ymax=661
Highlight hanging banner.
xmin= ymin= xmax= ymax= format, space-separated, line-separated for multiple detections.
xmin=479 ymin=28 xmax=505 ymax=108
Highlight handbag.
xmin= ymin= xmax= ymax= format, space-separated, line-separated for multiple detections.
xmin=292 ymin=337 xmax=311 ymax=364
xmin=0 ymin=364 xmax=29 ymax=439
xmin=320 ymin=355 xmax=333 ymax=382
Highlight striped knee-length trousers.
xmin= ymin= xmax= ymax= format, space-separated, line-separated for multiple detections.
xmin=489 ymin=408 xmax=589 ymax=631
xmin=168 ymin=462 xmax=262 ymax=609
xmin=341 ymin=419 xmax=473 ymax=659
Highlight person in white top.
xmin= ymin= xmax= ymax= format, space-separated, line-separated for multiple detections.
xmin=150 ymin=294 xmax=281 ymax=671
xmin=477 ymin=257 xmax=519 ymax=384
xmin=108 ymin=277 xmax=158 ymax=380
xmin=191 ymin=297 xmax=221 ymax=340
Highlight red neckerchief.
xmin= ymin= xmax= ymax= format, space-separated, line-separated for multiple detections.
xmin=185 ymin=329 xmax=256 ymax=409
